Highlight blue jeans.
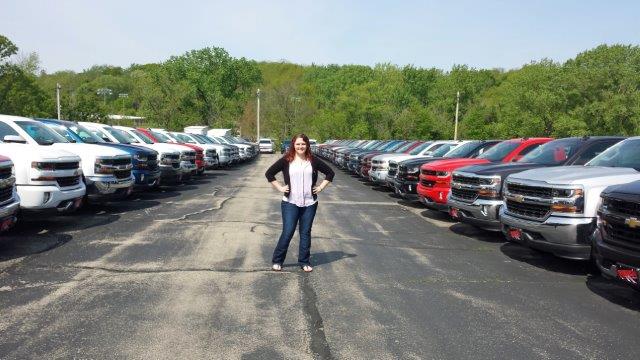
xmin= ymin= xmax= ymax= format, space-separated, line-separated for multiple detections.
xmin=272 ymin=201 xmax=318 ymax=266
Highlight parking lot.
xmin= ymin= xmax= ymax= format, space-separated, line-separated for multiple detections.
xmin=1 ymin=154 xmax=639 ymax=359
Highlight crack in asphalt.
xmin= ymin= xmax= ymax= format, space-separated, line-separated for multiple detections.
xmin=154 ymin=197 xmax=232 ymax=222
xmin=300 ymin=275 xmax=334 ymax=360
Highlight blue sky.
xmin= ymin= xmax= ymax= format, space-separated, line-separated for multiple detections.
xmin=2 ymin=0 xmax=638 ymax=73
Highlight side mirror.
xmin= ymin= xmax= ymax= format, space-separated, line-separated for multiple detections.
xmin=3 ymin=135 xmax=27 ymax=144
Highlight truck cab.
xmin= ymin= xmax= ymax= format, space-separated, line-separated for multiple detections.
xmin=500 ymin=137 xmax=640 ymax=260
xmin=39 ymin=119 xmax=162 ymax=190
xmin=0 ymin=116 xmax=133 ymax=202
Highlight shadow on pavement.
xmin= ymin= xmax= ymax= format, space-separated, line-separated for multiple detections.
xmin=449 ymin=223 xmax=504 ymax=243
xmin=397 ymin=199 xmax=422 ymax=208
xmin=0 ymin=232 xmax=73 ymax=262
xmin=500 ymin=242 xmax=593 ymax=276
xmin=585 ymin=275 xmax=640 ymax=311
xmin=310 ymin=250 xmax=357 ymax=267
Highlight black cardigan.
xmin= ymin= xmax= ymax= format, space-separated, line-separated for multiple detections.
xmin=265 ymin=156 xmax=335 ymax=200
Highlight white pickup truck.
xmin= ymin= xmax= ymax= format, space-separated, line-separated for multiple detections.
xmin=0 ymin=115 xmax=133 ymax=203
xmin=0 ymin=118 xmax=85 ymax=212
xmin=0 ymin=155 xmax=20 ymax=230
xmin=500 ymin=137 xmax=640 ymax=260
xmin=151 ymin=129 xmax=221 ymax=169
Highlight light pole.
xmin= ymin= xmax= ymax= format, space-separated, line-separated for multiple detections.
xmin=454 ymin=91 xmax=460 ymax=140
xmin=96 ymin=88 xmax=113 ymax=107
xmin=56 ymin=83 xmax=61 ymax=120
xmin=256 ymin=89 xmax=261 ymax=141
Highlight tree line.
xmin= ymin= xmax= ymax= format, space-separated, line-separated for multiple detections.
xmin=1 ymin=34 xmax=639 ymax=141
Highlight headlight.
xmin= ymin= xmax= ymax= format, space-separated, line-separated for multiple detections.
xmin=94 ymin=159 xmax=115 ymax=174
xmin=550 ymin=187 xmax=584 ymax=213
xmin=134 ymin=154 xmax=148 ymax=162
xmin=408 ymin=167 xmax=419 ymax=174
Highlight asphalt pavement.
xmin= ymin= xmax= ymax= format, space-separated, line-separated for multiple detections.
xmin=1 ymin=154 xmax=639 ymax=359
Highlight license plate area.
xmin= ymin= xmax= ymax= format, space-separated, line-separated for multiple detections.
xmin=449 ymin=207 xmax=459 ymax=218
xmin=508 ymin=227 xmax=522 ymax=240
xmin=616 ymin=267 xmax=639 ymax=284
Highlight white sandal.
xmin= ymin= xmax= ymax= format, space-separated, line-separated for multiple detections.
xmin=272 ymin=264 xmax=282 ymax=271
xmin=301 ymin=265 xmax=313 ymax=273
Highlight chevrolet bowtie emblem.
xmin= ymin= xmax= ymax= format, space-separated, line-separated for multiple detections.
xmin=625 ymin=217 xmax=640 ymax=228
xmin=514 ymin=194 xmax=525 ymax=203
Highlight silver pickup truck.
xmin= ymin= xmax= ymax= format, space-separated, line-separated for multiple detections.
xmin=500 ymin=137 xmax=640 ymax=260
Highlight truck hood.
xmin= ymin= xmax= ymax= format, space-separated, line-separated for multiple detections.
xmin=509 ymin=166 xmax=640 ymax=186
xmin=424 ymin=158 xmax=490 ymax=171
xmin=0 ymin=143 xmax=80 ymax=162
xmin=458 ymin=162 xmax=547 ymax=177
xmin=601 ymin=180 xmax=640 ymax=203
xmin=375 ymin=153 xmax=418 ymax=163
xmin=96 ymin=143 xmax=158 ymax=156
xmin=143 ymin=143 xmax=183 ymax=155
xmin=397 ymin=156 xmax=446 ymax=167
xmin=52 ymin=143 xmax=129 ymax=158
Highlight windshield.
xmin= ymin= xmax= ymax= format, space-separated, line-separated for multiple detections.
xmin=519 ymin=138 xmax=580 ymax=165
xmin=409 ymin=142 xmax=433 ymax=155
xmin=16 ymin=121 xmax=68 ymax=145
xmin=586 ymin=139 xmax=640 ymax=171
xmin=395 ymin=141 xmax=416 ymax=153
xmin=443 ymin=142 xmax=479 ymax=158
xmin=478 ymin=140 xmax=520 ymax=162
xmin=150 ymin=131 xmax=173 ymax=143
xmin=206 ymin=136 xmax=221 ymax=144
xmin=259 ymin=139 xmax=271 ymax=144
xmin=195 ymin=134 xmax=214 ymax=144
xmin=45 ymin=123 xmax=78 ymax=143
xmin=175 ymin=133 xmax=197 ymax=144
xmin=107 ymin=128 xmax=135 ymax=144
xmin=69 ymin=124 xmax=104 ymax=144
xmin=131 ymin=129 xmax=154 ymax=144
xmin=431 ymin=143 xmax=458 ymax=157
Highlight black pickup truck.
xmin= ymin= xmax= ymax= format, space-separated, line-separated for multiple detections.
xmin=594 ymin=180 xmax=640 ymax=291
xmin=391 ymin=140 xmax=500 ymax=200
xmin=448 ymin=136 xmax=624 ymax=230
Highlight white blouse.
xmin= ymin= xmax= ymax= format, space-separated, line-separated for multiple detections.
xmin=284 ymin=159 xmax=316 ymax=207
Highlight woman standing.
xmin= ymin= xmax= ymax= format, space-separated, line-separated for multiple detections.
xmin=265 ymin=134 xmax=335 ymax=272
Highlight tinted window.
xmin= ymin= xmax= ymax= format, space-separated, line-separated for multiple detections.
xmin=518 ymin=138 xmax=578 ymax=165
xmin=107 ymin=128 xmax=136 ymax=143
xmin=131 ymin=129 xmax=154 ymax=144
xmin=150 ymin=131 xmax=172 ymax=143
xmin=477 ymin=141 xmax=520 ymax=162
xmin=69 ymin=124 xmax=104 ymax=144
xmin=44 ymin=123 xmax=77 ymax=143
xmin=15 ymin=121 xmax=68 ymax=145
xmin=175 ymin=133 xmax=197 ymax=144
xmin=443 ymin=142 xmax=479 ymax=158
xmin=586 ymin=139 xmax=640 ymax=170
xmin=409 ymin=142 xmax=432 ymax=155
xmin=571 ymin=140 xmax=620 ymax=165
xmin=431 ymin=143 xmax=457 ymax=157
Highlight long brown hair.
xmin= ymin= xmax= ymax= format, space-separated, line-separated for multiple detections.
xmin=284 ymin=134 xmax=313 ymax=162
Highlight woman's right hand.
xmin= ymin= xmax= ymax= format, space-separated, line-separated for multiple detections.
xmin=279 ymin=185 xmax=290 ymax=193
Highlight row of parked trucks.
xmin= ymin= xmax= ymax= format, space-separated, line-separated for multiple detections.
xmin=0 ymin=115 xmax=258 ymax=232
xmin=317 ymin=136 xmax=640 ymax=291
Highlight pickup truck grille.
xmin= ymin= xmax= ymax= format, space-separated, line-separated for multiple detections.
xmin=147 ymin=161 xmax=159 ymax=171
xmin=506 ymin=199 xmax=550 ymax=220
xmin=451 ymin=187 xmax=477 ymax=202
xmin=421 ymin=169 xmax=437 ymax=176
xmin=388 ymin=163 xmax=398 ymax=177
xmin=57 ymin=176 xmax=80 ymax=188
xmin=603 ymin=216 xmax=640 ymax=252
xmin=0 ymin=186 xmax=13 ymax=203
xmin=452 ymin=174 xmax=480 ymax=186
xmin=52 ymin=162 xmax=80 ymax=170
xmin=114 ymin=170 xmax=132 ymax=179
xmin=506 ymin=183 xmax=553 ymax=199
xmin=205 ymin=149 xmax=216 ymax=157
xmin=420 ymin=179 xmax=435 ymax=188
xmin=148 ymin=154 xmax=157 ymax=162
xmin=606 ymin=198 xmax=640 ymax=218
xmin=0 ymin=166 xmax=11 ymax=180
xmin=100 ymin=158 xmax=130 ymax=166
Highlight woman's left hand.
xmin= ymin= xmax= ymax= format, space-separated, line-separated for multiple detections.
xmin=312 ymin=186 xmax=323 ymax=194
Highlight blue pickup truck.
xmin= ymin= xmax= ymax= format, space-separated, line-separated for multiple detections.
xmin=38 ymin=119 xmax=161 ymax=190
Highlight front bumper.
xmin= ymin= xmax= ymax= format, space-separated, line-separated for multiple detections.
xmin=133 ymin=169 xmax=161 ymax=189
xmin=85 ymin=175 xmax=134 ymax=200
xmin=500 ymin=209 xmax=595 ymax=260
xmin=418 ymin=195 xmax=448 ymax=211
xmin=204 ymin=156 xmax=218 ymax=169
xmin=17 ymin=183 xmax=86 ymax=211
xmin=369 ymin=169 xmax=388 ymax=184
xmin=218 ymin=155 xmax=231 ymax=166
xmin=593 ymin=229 xmax=640 ymax=289
xmin=0 ymin=194 xmax=20 ymax=231
xmin=448 ymin=196 xmax=503 ymax=231
xmin=417 ymin=185 xmax=450 ymax=210
xmin=393 ymin=178 xmax=419 ymax=201
xmin=160 ymin=165 xmax=183 ymax=184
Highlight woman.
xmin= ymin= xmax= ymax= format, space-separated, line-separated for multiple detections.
xmin=264 ymin=134 xmax=335 ymax=272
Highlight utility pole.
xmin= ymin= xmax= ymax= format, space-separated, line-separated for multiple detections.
xmin=56 ymin=83 xmax=61 ymax=120
xmin=454 ymin=91 xmax=460 ymax=140
xmin=256 ymin=89 xmax=261 ymax=141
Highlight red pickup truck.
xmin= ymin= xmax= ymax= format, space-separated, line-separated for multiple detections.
xmin=416 ymin=138 xmax=553 ymax=211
